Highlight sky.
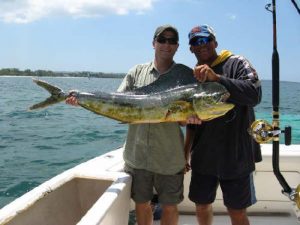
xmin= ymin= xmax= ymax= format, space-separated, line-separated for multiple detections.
xmin=0 ymin=0 xmax=299 ymax=82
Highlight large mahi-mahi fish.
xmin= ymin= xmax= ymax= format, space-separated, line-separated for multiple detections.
xmin=29 ymin=78 xmax=234 ymax=123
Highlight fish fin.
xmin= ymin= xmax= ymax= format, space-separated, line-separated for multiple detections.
xmin=32 ymin=78 xmax=63 ymax=95
xmin=165 ymin=101 xmax=191 ymax=119
xmin=29 ymin=79 xmax=66 ymax=110
xmin=29 ymin=96 xmax=62 ymax=110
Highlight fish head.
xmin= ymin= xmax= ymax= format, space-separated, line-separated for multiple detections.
xmin=192 ymin=82 xmax=235 ymax=121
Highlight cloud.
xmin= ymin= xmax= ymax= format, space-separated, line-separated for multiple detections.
xmin=0 ymin=0 xmax=154 ymax=24
xmin=226 ymin=13 xmax=237 ymax=20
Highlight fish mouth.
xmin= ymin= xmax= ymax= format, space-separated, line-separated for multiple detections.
xmin=220 ymin=92 xmax=230 ymax=102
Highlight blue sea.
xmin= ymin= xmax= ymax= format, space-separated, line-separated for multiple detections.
xmin=1 ymin=76 xmax=300 ymax=208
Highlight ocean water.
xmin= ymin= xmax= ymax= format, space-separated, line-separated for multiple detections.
xmin=1 ymin=76 xmax=300 ymax=208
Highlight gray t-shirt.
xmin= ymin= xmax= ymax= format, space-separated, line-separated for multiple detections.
xmin=118 ymin=61 xmax=195 ymax=175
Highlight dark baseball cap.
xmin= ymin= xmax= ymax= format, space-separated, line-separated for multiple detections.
xmin=153 ymin=25 xmax=179 ymax=41
xmin=188 ymin=24 xmax=216 ymax=44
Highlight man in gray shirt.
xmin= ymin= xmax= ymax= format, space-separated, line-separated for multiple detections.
xmin=118 ymin=25 xmax=196 ymax=225
xmin=66 ymin=24 xmax=198 ymax=225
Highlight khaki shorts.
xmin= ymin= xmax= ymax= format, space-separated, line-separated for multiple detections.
xmin=125 ymin=165 xmax=184 ymax=205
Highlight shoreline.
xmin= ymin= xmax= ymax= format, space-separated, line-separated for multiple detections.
xmin=1 ymin=76 xmax=299 ymax=83
xmin=0 ymin=75 xmax=124 ymax=79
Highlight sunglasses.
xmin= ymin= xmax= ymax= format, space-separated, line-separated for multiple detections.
xmin=190 ymin=37 xmax=213 ymax=46
xmin=156 ymin=36 xmax=178 ymax=45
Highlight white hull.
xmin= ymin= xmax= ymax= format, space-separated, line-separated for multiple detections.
xmin=0 ymin=144 xmax=299 ymax=225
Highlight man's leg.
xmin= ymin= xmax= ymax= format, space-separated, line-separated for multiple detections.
xmin=161 ymin=204 xmax=178 ymax=225
xmin=135 ymin=202 xmax=153 ymax=225
xmin=125 ymin=166 xmax=154 ymax=225
xmin=189 ymin=172 xmax=218 ymax=225
xmin=155 ymin=170 xmax=184 ymax=225
xmin=195 ymin=203 xmax=213 ymax=225
xmin=227 ymin=208 xmax=250 ymax=225
xmin=221 ymin=174 xmax=255 ymax=225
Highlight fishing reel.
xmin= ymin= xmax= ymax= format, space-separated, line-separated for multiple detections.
xmin=249 ymin=119 xmax=300 ymax=210
xmin=292 ymin=184 xmax=300 ymax=211
xmin=248 ymin=119 xmax=291 ymax=145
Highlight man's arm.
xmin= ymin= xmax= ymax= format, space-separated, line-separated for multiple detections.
xmin=184 ymin=124 xmax=196 ymax=173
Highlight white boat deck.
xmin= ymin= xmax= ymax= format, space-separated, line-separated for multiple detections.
xmin=0 ymin=144 xmax=299 ymax=225
xmin=153 ymin=212 xmax=299 ymax=225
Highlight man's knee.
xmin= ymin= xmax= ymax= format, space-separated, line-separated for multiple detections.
xmin=162 ymin=204 xmax=178 ymax=214
xmin=196 ymin=203 xmax=212 ymax=212
xmin=227 ymin=207 xmax=248 ymax=220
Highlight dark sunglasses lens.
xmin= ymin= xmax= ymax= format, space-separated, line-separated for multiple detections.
xmin=168 ymin=38 xmax=178 ymax=45
xmin=157 ymin=37 xmax=167 ymax=44
xmin=191 ymin=37 xmax=212 ymax=46
xmin=157 ymin=37 xmax=177 ymax=45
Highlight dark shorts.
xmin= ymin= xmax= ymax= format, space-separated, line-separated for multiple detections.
xmin=125 ymin=165 xmax=184 ymax=205
xmin=189 ymin=171 xmax=257 ymax=209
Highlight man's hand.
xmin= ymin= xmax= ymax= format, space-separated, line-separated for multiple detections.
xmin=65 ymin=96 xmax=79 ymax=106
xmin=194 ymin=64 xmax=220 ymax=83
xmin=184 ymin=162 xmax=191 ymax=173
xmin=186 ymin=115 xmax=202 ymax=125
xmin=179 ymin=115 xmax=202 ymax=126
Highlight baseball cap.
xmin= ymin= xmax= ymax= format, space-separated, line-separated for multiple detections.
xmin=188 ymin=25 xmax=216 ymax=44
xmin=153 ymin=25 xmax=179 ymax=41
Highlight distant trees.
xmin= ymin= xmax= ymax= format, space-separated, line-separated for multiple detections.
xmin=0 ymin=68 xmax=21 ymax=75
xmin=0 ymin=68 xmax=125 ymax=78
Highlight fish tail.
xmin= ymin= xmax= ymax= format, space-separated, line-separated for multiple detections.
xmin=29 ymin=79 xmax=67 ymax=110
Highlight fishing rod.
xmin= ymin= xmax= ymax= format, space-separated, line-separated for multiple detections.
xmin=291 ymin=0 xmax=300 ymax=14
xmin=249 ymin=0 xmax=300 ymax=209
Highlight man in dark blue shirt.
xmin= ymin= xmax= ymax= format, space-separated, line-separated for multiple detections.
xmin=185 ymin=24 xmax=262 ymax=225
